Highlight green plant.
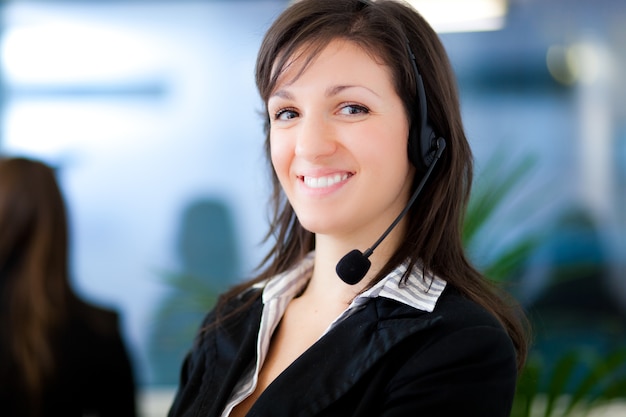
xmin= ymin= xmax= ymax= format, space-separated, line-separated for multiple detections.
xmin=462 ymin=149 xmax=626 ymax=416
xmin=463 ymin=148 xmax=544 ymax=285
xmin=147 ymin=272 xmax=221 ymax=385
xmin=511 ymin=347 xmax=626 ymax=417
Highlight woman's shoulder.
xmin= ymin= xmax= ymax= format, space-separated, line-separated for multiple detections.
xmin=213 ymin=284 xmax=264 ymax=320
xmin=53 ymin=300 xmax=130 ymax=367
xmin=54 ymin=299 xmax=131 ymax=375
xmin=373 ymin=286 xmax=518 ymax=415
xmin=195 ymin=285 xmax=264 ymax=340
xmin=372 ymin=283 xmax=511 ymax=346
xmin=414 ymin=285 xmax=518 ymax=372
xmin=69 ymin=298 xmax=120 ymax=335
xmin=432 ymin=285 xmax=508 ymax=331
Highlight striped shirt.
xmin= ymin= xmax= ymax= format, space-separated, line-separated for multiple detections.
xmin=221 ymin=252 xmax=447 ymax=417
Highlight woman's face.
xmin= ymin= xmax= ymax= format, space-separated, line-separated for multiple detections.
xmin=268 ymin=39 xmax=415 ymax=244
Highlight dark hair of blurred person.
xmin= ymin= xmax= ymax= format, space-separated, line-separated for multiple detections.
xmin=0 ymin=156 xmax=137 ymax=417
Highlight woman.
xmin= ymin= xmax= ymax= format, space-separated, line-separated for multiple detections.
xmin=0 ymin=157 xmax=137 ymax=417
xmin=168 ymin=0 xmax=529 ymax=416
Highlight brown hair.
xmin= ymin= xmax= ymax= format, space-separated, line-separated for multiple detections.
xmin=218 ymin=0 xmax=528 ymax=370
xmin=0 ymin=157 xmax=79 ymax=414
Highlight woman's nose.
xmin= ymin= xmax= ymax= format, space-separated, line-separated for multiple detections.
xmin=294 ymin=115 xmax=337 ymax=160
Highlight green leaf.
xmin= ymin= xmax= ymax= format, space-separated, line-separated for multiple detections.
xmin=543 ymin=351 xmax=579 ymax=417
xmin=463 ymin=150 xmax=537 ymax=249
xmin=512 ymin=356 xmax=542 ymax=417
xmin=483 ymin=236 xmax=541 ymax=283
xmin=462 ymin=149 xmax=543 ymax=287
xmin=586 ymin=348 xmax=626 ymax=407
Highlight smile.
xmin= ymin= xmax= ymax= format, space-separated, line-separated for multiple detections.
xmin=302 ymin=173 xmax=350 ymax=189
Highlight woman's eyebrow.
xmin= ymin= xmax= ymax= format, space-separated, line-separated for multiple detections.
xmin=325 ymin=84 xmax=380 ymax=98
xmin=270 ymin=89 xmax=293 ymax=100
xmin=270 ymin=84 xmax=380 ymax=101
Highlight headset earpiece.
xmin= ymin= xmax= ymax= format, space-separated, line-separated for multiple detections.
xmin=406 ymin=41 xmax=441 ymax=174
xmin=408 ymin=119 xmax=438 ymax=174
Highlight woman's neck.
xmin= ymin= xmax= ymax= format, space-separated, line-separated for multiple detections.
xmin=303 ymin=227 xmax=404 ymax=305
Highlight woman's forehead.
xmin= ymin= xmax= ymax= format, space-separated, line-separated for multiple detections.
xmin=270 ymin=38 xmax=389 ymax=92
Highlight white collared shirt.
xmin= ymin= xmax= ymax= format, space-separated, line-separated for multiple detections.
xmin=221 ymin=252 xmax=447 ymax=417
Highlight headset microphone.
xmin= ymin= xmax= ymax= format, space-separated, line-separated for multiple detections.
xmin=335 ymin=137 xmax=445 ymax=285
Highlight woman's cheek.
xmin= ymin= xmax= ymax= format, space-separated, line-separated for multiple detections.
xmin=270 ymin=135 xmax=293 ymax=182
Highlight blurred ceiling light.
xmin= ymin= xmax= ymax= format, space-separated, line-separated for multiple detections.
xmin=567 ymin=40 xmax=613 ymax=85
xmin=546 ymin=45 xmax=578 ymax=85
xmin=288 ymin=0 xmax=507 ymax=32
xmin=406 ymin=0 xmax=507 ymax=33
xmin=546 ymin=40 xmax=613 ymax=86
xmin=1 ymin=8 xmax=162 ymax=85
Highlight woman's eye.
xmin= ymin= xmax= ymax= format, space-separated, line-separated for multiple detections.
xmin=274 ymin=108 xmax=299 ymax=121
xmin=339 ymin=104 xmax=369 ymax=116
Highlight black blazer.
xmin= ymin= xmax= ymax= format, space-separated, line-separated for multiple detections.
xmin=168 ymin=286 xmax=518 ymax=417
xmin=1 ymin=300 xmax=137 ymax=417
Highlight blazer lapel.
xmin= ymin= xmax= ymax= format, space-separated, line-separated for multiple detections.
xmin=197 ymin=296 xmax=264 ymax=416
xmin=248 ymin=298 xmax=442 ymax=417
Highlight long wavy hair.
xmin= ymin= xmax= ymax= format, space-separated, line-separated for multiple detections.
xmin=216 ymin=0 xmax=529 ymax=370
xmin=0 ymin=157 xmax=80 ymax=414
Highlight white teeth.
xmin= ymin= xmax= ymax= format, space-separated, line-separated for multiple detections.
xmin=303 ymin=173 xmax=348 ymax=189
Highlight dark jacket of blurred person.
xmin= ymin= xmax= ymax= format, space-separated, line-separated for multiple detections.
xmin=0 ymin=157 xmax=137 ymax=417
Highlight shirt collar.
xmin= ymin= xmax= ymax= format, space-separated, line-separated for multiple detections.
xmin=260 ymin=252 xmax=315 ymax=304
xmin=357 ymin=259 xmax=446 ymax=313
xmin=260 ymin=251 xmax=446 ymax=313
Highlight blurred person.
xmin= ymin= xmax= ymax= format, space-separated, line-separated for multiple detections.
xmin=168 ymin=0 xmax=530 ymax=416
xmin=0 ymin=156 xmax=137 ymax=417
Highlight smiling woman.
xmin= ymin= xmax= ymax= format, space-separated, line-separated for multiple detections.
xmin=167 ymin=1 xmax=530 ymax=416
xmin=268 ymin=39 xmax=413 ymax=241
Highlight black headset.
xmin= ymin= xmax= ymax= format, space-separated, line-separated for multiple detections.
xmin=406 ymin=41 xmax=444 ymax=174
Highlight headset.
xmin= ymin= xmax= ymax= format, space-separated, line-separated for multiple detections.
xmin=406 ymin=40 xmax=444 ymax=174
xmin=336 ymin=0 xmax=447 ymax=285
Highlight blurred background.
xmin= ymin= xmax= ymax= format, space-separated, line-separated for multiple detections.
xmin=0 ymin=0 xmax=623 ymax=415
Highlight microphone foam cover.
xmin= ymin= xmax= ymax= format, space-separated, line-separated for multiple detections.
xmin=336 ymin=249 xmax=371 ymax=285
